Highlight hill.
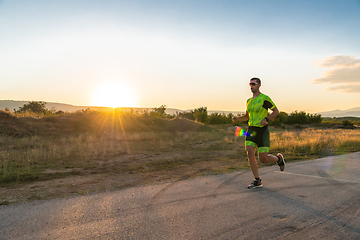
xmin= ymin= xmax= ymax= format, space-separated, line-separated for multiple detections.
xmin=0 ymin=100 xmax=244 ymax=116
xmin=0 ymin=100 xmax=179 ymax=114
xmin=2 ymin=100 xmax=359 ymax=117
xmin=318 ymin=107 xmax=360 ymax=117
xmin=0 ymin=109 xmax=211 ymax=138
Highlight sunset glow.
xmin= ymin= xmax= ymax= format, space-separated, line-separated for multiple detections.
xmin=1 ymin=1 xmax=360 ymax=113
xmin=91 ymin=82 xmax=137 ymax=108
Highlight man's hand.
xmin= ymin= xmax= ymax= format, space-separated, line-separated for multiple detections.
xmin=261 ymin=118 xmax=268 ymax=126
xmin=232 ymin=112 xmax=249 ymax=122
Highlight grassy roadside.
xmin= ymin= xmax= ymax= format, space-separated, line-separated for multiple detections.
xmin=1 ymin=110 xmax=360 ymax=205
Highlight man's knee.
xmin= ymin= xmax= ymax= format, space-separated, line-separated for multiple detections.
xmin=259 ymin=153 xmax=269 ymax=163
xmin=246 ymin=146 xmax=256 ymax=160
xmin=246 ymin=146 xmax=255 ymax=155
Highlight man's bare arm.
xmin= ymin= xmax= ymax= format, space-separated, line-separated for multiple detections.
xmin=232 ymin=111 xmax=249 ymax=122
xmin=267 ymin=106 xmax=279 ymax=121
xmin=260 ymin=107 xmax=279 ymax=126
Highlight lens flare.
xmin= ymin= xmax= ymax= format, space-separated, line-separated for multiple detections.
xmin=235 ymin=126 xmax=254 ymax=137
xmin=319 ymin=149 xmax=348 ymax=177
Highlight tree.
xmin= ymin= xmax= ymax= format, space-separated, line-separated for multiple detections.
xmin=270 ymin=111 xmax=288 ymax=127
xmin=288 ymin=111 xmax=309 ymax=124
xmin=342 ymin=120 xmax=354 ymax=128
xmin=193 ymin=106 xmax=208 ymax=124
xmin=208 ymin=112 xmax=233 ymax=125
xmin=18 ymin=101 xmax=47 ymax=114
xmin=178 ymin=110 xmax=195 ymax=120
xmin=286 ymin=111 xmax=322 ymax=125
xmin=149 ymin=105 xmax=167 ymax=118
xmin=308 ymin=113 xmax=322 ymax=123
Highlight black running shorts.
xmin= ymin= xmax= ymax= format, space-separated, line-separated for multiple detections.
xmin=245 ymin=125 xmax=270 ymax=153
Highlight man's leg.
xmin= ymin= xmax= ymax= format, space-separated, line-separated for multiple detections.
xmin=258 ymin=127 xmax=285 ymax=171
xmin=259 ymin=151 xmax=286 ymax=171
xmin=246 ymin=145 xmax=263 ymax=188
xmin=246 ymin=145 xmax=259 ymax=178
xmin=258 ymin=152 xmax=278 ymax=164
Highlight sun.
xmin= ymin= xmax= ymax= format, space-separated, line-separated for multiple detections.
xmin=91 ymin=82 xmax=137 ymax=108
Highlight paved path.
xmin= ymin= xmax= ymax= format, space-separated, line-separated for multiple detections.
xmin=1 ymin=152 xmax=360 ymax=239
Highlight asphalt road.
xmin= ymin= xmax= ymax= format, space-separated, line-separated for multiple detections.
xmin=1 ymin=152 xmax=360 ymax=239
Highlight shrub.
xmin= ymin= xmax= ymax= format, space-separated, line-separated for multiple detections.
xmin=149 ymin=105 xmax=166 ymax=118
xmin=286 ymin=111 xmax=322 ymax=125
xmin=178 ymin=111 xmax=195 ymax=120
xmin=270 ymin=111 xmax=288 ymax=126
xmin=308 ymin=113 xmax=322 ymax=124
xmin=193 ymin=107 xmax=208 ymax=124
xmin=208 ymin=112 xmax=233 ymax=125
xmin=288 ymin=111 xmax=309 ymax=124
xmin=18 ymin=101 xmax=47 ymax=114
xmin=342 ymin=120 xmax=354 ymax=128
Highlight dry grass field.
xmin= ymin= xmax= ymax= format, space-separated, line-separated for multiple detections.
xmin=1 ymin=109 xmax=360 ymax=205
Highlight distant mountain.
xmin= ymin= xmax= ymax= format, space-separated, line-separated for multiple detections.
xmin=318 ymin=107 xmax=360 ymax=117
xmin=0 ymin=100 xmax=91 ymax=112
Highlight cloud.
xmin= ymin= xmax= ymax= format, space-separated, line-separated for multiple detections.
xmin=326 ymin=84 xmax=360 ymax=93
xmin=319 ymin=55 xmax=360 ymax=67
xmin=313 ymin=55 xmax=360 ymax=93
xmin=313 ymin=65 xmax=360 ymax=84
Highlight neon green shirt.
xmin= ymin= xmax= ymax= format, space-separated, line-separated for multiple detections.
xmin=246 ymin=93 xmax=276 ymax=127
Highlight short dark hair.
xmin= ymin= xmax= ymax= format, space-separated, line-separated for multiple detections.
xmin=250 ymin=77 xmax=261 ymax=84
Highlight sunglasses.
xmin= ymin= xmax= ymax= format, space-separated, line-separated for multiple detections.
xmin=249 ymin=82 xmax=259 ymax=86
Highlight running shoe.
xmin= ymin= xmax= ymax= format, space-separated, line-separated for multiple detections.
xmin=277 ymin=153 xmax=285 ymax=171
xmin=247 ymin=179 xmax=263 ymax=189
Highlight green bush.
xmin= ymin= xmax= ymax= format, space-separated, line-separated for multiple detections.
xmin=18 ymin=101 xmax=47 ymax=114
xmin=149 ymin=105 xmax=167 ymax=118
xmin=342 ymin=120 xmax=354 ymax=128
xmin=270 ymin=111 xmax=287 ymax=127
xmin=208 ymin=112 xmax=233 ymax=125
xmin=283 ymin=111 xmax=322 ymax=125
xmin=308 ymin=113 xmax=322 ymax=123
xmin=288 ymin=111 xmax=309 ymax=124
xmin=178 ymin=111 xmax=195 ymax=120
xmin=193 ymin=107 xmax=208 ymax=124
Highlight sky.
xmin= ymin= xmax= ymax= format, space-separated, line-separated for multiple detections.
xmin=1 ymin=0 xmax=360 ymax=113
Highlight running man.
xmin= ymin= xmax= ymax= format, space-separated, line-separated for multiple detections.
xmin=232 ymin=77 xmax=285 ymax=189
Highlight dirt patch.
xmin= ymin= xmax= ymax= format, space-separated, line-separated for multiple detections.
xmin=0 ymin=143 xmax=247 ymax=205
xmin=0 ymin=117 xmax=249 ymax=205
xmin=43 ymin=169 xmax=74 ymax=174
